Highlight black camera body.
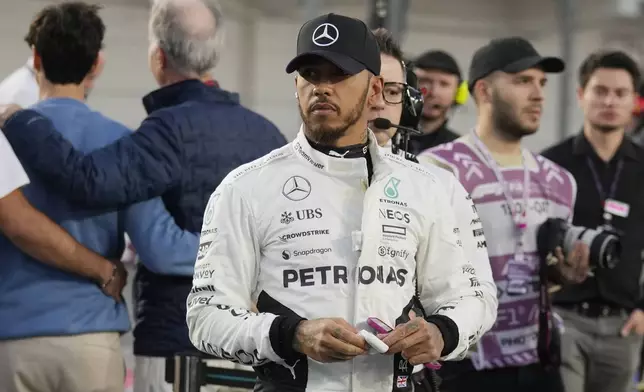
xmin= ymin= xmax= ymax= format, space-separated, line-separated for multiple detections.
xmin=537 ymin=218 xmax=622 ymax=269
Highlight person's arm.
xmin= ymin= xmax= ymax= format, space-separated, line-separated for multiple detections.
xmin=124 ymin=198 xmax=199 ymax=276
xmin=0 ymin=189 xmax=124 ymax=296
xmin=0 ymin=130 xmax=125 ymax=299
xmin=186 ymin=184 xmax=303 ymax=367
xmin=418 ymin=155 xmax=498 ymax=335
xmin=416 ymin=182 xmax=496 ymax=361
xmin=2 ymin=108 xmax=183 ymax=208
xmin=446 ymin=174 xmax=498 ymax=335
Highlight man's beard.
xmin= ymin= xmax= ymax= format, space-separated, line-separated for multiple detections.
xmin=590 ymin=121 xmax=622 ymax=134
xmin=490 ymin=90 xmax=538 ymax=142
xmin=299 ymin=85 xmax=368 ymax=146
xmin=421 ymin=103 xmax=449 ymax=122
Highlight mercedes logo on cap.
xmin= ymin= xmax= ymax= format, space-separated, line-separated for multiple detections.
xmin=282 ymin=176 xmax=312 ymax=201
xmin=312 ymin=23 xmax=339 ymax=47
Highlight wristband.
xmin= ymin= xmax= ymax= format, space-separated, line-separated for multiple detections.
xmin=100 ymin=264 xmax=117 ymax=289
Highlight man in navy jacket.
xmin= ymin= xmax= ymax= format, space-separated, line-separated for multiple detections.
xmin=0 ymin=0 xmax=286 ymax=390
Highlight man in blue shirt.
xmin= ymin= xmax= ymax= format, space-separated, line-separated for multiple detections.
xmin=0 ymin=4 xmax=198 ymax=392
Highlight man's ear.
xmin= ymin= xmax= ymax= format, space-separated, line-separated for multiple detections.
xmin=575 ymin=86 xmax=585 ymax=108
xmin=369 ymin=75 xmax=384 ymax=104
xmin=87 ymin=51 xmax=105 ymax=81
xmin=473 ymin=79 xmax=491 ymax=104
xmin=158 ymin=48 xmax=168 ymax=70
xmin=32 ymin=47 xmax=42 ymax=72
xmin=93 ymin=51 xmax=106 ymax=79
xmin=83 ymin=51 xmax=106 ymax=93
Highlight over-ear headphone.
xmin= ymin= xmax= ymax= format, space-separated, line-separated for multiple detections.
xmin=454 ymin=80 xmax=469 ymax=106
xmin=409 ymin=50 xmax=469 ymax=107
xmin=399 ymin=61 xmax=425 ymax=129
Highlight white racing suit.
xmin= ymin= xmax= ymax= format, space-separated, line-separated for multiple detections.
xmin=187 ymin=130 xmax=497 ymax=391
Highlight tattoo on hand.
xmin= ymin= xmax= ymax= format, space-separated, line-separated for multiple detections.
xmin=405 ymin=320 xmax=420 ymax=334
xmin=304 ymin=335 xmax=315 ymax=348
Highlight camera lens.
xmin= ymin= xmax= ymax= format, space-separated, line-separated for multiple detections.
xmin=562 ymin=225 xmax=621 ymax=269
xmin=594 ymin=232 xmax=621 ymax=269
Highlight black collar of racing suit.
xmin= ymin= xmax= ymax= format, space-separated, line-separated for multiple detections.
xmin=306 ymin=137 xmax=369 ymax=159
xmin=305 ymin=136 xmax=374 ymax=184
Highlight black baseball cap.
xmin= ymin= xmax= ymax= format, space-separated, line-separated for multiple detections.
xmin=413 ymin=50 xmax=462 ymax=80
xmin=468 ymin=37 xmax=565 ymax=92
xmin=285 ymin=13 xmax=381 ymax=76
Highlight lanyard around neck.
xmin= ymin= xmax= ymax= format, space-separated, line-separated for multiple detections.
xmin=471 ymin=131 xmax=531 ymax=239
xmin=586 ymin=156 xmax=623 ymax=203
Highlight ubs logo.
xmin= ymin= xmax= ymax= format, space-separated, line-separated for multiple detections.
xmin=379 ymin=208 xmax=410 ymax=224
xmin=280 ymin=208 xmax=323 ymax=225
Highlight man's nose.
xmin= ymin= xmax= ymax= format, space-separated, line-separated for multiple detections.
xmin=531 ymin=85 xmax=545 ymax=101
xmin=371 ymin=93 xmax=386 ymax=111
xmin=603 ymin=93 xmax=619 ymax=107
xmin=313 ymin=83 xmax=333 ymax=97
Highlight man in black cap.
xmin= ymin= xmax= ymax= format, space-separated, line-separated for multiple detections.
xmin=408 ymin=50 xmax=463 ymax=154
xmin=186 ymin=12 xmax=494 ymax=392
xmin=420 ymin=37 xmax=591 ymax=392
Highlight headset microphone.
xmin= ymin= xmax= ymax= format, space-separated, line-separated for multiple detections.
xmin=372 ymin=118 xmax=422 ymax=136
xmin=374 ymin=117 xmax=422 ymax=157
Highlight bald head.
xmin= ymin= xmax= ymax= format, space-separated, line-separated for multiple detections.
xmin=149 ymin=0 xmax=224 ymax=76
xmin=174 ymin=0 xmax=216 ymax=38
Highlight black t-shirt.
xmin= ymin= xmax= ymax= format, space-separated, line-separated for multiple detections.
xmin=408 ymin=121 xmax=460 ymax=155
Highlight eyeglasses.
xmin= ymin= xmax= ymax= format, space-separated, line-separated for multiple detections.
xmin=383 ymin=82 xmax=407 ymax=104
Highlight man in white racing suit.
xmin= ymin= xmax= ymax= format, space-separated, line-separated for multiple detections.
xmin=187 ymin=13 xmax=496 ymax=392
xmin=368 ymin=28 xmax=497 ymax=327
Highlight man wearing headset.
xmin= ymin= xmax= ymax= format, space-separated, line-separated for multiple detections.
xmin=369 ymin=27 xmax=497 ymax=344
xmin=407 ymin=50 xmax=467 ymax=155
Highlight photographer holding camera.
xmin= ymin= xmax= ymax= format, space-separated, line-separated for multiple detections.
xmin=541 ymin=50 xmax=644 ymax=392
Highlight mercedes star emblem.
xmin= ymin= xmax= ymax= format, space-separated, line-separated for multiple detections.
xmin=282 ymin=176 xmax=312 ymax=201
xmin=312 ymin=23 xmax=339 ymax=47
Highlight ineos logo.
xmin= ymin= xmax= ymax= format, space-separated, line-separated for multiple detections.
xmin=282 ymin=176 xmax=312 ymax=201
xmin=379 ymin=208 xmax=411 ymax=224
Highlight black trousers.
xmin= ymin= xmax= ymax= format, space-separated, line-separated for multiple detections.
xmin=438 ymin=359 xmax=564 ymax=392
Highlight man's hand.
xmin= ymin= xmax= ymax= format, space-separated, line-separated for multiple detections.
xmin=381 ymin=311 xmax=444 ymax=365
xmin=292 ymin=318 xmax=367 ymax=362
xmin=0 ymin=104 xmax=22 ymax=127
xmin=621 ymin=309 xmax=644 ymax=337
xmin=554 ymin=241 xmax=590 ymax=284
xmin=99 ymin=260 xmax=127 ymax=303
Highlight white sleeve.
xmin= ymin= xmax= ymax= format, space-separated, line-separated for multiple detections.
xmin=0 ymin=132 xmax=29 ymax=199
xmin=0 ymin=66 xmax=39 ymax=107
xmin=186 ymin=183 xmax=298 ymax=368
xmin=447 ymin=176 xmax=498 ymax=337
xmin=416 ymin=183 xmax=496 ymax=361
